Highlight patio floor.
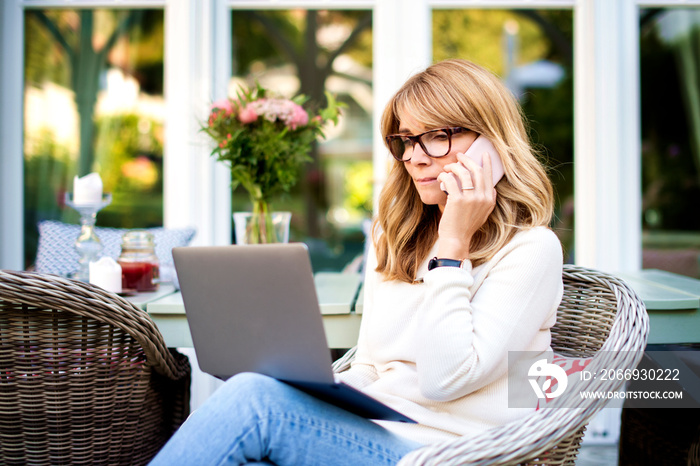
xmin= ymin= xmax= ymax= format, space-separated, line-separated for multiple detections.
xmin=578 ymin=443 xmax=618 ymax=465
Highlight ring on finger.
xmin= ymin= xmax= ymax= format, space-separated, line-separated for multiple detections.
xmin=462 ymin=186 xmax=475 ymax=191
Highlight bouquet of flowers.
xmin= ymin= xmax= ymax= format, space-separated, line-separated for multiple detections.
xmin=203 ymin=83 xmax=342 ymax=243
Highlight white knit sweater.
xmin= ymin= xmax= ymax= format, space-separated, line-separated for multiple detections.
xmin=337 ymin=226 xmax=564 ymax=445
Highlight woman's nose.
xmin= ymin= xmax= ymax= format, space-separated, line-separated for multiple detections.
xmin=409 ymin=142 xmax=431 ymax=164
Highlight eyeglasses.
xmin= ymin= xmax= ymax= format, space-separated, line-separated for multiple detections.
xmin=385 ymin=127 xmax=471 ymax=162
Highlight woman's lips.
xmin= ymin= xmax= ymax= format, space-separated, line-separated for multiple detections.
xmin=415 ymin=177 xmax=437 ymax=186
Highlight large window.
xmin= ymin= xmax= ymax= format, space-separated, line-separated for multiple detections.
xmin=640 ymin=8 xmax=700 ymax=278
xmin=229 ymin=9 xmax=372 ymax=270
xmin=23 ymin=9 xmax=164 ymax=268
xmin=5 ymin=0 xmax=695 ymax=276
xmin=432 ymin=9 xmax=574 ymax=260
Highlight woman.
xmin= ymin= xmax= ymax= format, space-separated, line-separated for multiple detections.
xmin=150 ymin=58 xmax=563 ymax=466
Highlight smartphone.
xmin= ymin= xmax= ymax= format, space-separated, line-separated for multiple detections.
xmin=465 ymin=135 xmax=505 ymax=187
xmin=440 ymin=135 xmax=505 ymax=192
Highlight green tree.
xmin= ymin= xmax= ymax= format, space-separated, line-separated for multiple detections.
xmin=28 ymin=10 xmax=146 ymax=176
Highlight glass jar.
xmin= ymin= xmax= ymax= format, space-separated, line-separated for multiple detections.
xmin=117 ymin=230 xmax=159 ymax=292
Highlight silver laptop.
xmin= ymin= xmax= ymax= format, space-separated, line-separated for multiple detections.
xmin=172 ymin=243 xmax=414 ymax=423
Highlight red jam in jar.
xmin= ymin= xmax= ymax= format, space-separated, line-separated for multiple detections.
xmin=118 ymin=230 xmax=159 ymax=292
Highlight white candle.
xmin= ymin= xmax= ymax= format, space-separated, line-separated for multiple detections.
xmin=89 ymin=257 xmax=122 ymax=293
xmin=73 ymin=172 xmax=103 ymax=205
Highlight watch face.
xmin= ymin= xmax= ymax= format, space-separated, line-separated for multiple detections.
xmin=428 ymin=257 xmax=438 ymax=271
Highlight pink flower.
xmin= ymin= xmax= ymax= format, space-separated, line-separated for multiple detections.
xmin=287 ymin=104 xmax=309 ymax=130
xmin=238 ymin=104 xmax=259 ymax=124
xmin=210 ymin=99 xmax=234 ymax=116
xmin=246 ymin=98 xmax=309 ymax=129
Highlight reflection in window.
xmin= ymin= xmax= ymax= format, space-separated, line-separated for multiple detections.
xmin=230 ymin=10 xmax=372 ymax=270
xmin=432 ymin=9 xmax=574 ymax=260
xmin=640 ymin=8 xmax=700 ymax=278
xmin=23 ymin=9 xmax=165 ymax=269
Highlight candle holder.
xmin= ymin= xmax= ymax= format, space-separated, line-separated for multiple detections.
xmin=65 ymin=192 xmax=112 ymax=282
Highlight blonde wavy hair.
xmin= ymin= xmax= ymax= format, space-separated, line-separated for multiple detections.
xmin=374 ymin=59 xmax=554 ymax=283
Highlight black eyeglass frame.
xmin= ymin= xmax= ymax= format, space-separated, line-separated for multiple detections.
xmin=385 ymin=126 xmax=471 ymax=162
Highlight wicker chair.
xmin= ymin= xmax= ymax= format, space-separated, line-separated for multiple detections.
xmin=0 ymin=270 xmax=191 ymax=465
xmin=333 ymin=264 xmax=649 ymax=465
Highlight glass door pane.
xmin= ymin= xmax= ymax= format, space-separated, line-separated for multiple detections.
xmin=229 ymin=9 xmax=373 ymax=270
xmin=432 ymin=9 xmax=574 ymax=260
xmin=640 ymin=8 xmax=700 ymax=278
xmin=24 ymin=9 xmax=164 ymax=268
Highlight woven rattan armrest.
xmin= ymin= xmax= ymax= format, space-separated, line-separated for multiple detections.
xmin=0 ymin=269 xmax=192 ymax=465
xmin=0 ymin=269 xmax=186 ymax=380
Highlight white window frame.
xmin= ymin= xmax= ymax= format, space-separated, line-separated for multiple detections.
xmin=3 ymin=0 xmax=697 ymax=272
xmin=1 ymin=0 xmax=25 ymax=271
xmin=574 ymin=0 xmax=641 ymax=272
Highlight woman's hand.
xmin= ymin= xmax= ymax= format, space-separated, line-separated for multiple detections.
xmin=436 ymin=152 xmax=497 ymax=260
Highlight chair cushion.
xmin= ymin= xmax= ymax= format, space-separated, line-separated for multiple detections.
xmin=35 ymin=220 xmax=196 ymax=277
xmin=536 ymin=354 xmax=593 ymax=409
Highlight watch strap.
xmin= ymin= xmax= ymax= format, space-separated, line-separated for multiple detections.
xmin=428 ymin=257 xmax=463 ymax=271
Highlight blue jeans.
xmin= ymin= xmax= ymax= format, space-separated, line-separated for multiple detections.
xmin=149 ymin=372 xmax=421 ymax=466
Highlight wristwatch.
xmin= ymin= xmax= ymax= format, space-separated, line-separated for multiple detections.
xmin=427 ymin=257 xmax=466 ymax=271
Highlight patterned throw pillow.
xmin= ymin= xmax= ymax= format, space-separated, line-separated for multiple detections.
xmin=35 ymin=220 xmax=196 ymax=277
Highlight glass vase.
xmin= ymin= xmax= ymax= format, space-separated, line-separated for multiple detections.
xmin=233 ymin=210 xmax=291 ymax=244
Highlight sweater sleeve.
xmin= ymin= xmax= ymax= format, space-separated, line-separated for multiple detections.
xmin=416 ymin=227 xmax=563 ymax=402
xmin=333 ymin=240 xmax=380 ymax=388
